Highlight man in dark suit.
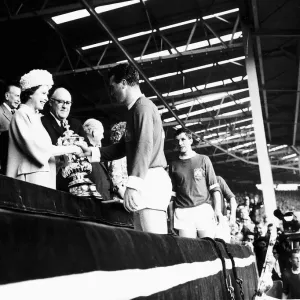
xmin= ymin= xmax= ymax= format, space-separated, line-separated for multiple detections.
xmin=0 ymin=84 xmax=21 ymax=174
xmin=41 ymin=87 xmax=88 ymax=192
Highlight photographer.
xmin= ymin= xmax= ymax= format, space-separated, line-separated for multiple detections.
xmin=282 ymin=249 xmax=300 ymax=299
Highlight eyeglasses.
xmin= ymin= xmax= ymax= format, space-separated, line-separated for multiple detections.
xmin=51 ymin=98 xmax=73 ymax=106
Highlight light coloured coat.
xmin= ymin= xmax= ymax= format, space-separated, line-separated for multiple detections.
xmin=0 ymin=103 xmax=12 ymax=132
xmin=6 ymin=104 xmax=57 ymax=188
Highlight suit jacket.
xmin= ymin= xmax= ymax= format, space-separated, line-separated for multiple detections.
xmin=6 ymin=104 xmax=56 ymax=188
xmin=41 ymin=113 xmax=87 ymax=145
xmin=88 ymin=161 xmax=112 ymax=200
xmin=41 ymin=113 xmax=88 ymax=192
xmin=0 ymin=103 xmax=12 ymax=132
xmin=0 ymin=130 xmax=9 ymax=175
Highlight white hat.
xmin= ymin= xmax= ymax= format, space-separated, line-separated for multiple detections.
xmin=20 ymin=69 xmax=54 ymax=91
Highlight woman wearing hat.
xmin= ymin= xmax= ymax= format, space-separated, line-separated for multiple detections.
xmin=6 ymin=69 xmax=81 ymax=189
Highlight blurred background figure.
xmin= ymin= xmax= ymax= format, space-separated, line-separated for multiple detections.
xmin=239 ymin=207 xmax=255 ymax=236
xmin=215 ymin=175 xmax=237 ymax=242
xmin=244 ymin=231 xmax=255 ymax=251
xmin=244 ymin=196 xmax=251 ymax=214
xmin=250 ymin=194 xmax=265 ymax=224
xmin=0 ymin=83 xmax=21 ymax=174
xmin=0 ymin=83 xmax=21 ymax=132
xmin=216 ymin=175 xmax=237 ymax=226
xmin=230 ymin=222 xmax=244 ymax=244
xmin=254 ymin=222 xmax=267 ymax=239
xmin=282 ymin=249 xmax=300 ymax=299
xmin=253 ymin=236 xmax=268 ymax=276
xmin=271 ymin=245 xmax=282 ymax=281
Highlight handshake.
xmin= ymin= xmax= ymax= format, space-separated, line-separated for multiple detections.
xmin=62 ymin=141 xmax=91 ymax=163
xmin=56 ymin=127 xmax=92 ymax=158
xmin=73 ymin=141 xmax=93 ymax=157
xmin=58 ymin=141 xmax=93 ymax=176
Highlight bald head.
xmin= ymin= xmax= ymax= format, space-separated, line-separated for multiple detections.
xmin=52 ymin=87 xmax=71 ymax=101
xmin=49 ymin=87 xmax=72 ymax=121
xmin=83 ymin=118 xmax=104 ymax=146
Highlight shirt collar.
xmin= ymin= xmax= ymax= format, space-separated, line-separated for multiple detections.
xmin=3 ymin=102 xmax=12 ymax=113
xmin=127 ymin=94 xmax=145 ymax=110
xmin=179 ymin=151 xmax=197 ymax=160
xmin=50 ymin=112 xmax=64 ymax=126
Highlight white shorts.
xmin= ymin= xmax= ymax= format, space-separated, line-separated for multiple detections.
xmin=174 ymin=203 xmax=216 ymax=231
xmin=215 ymin=219 xmax=231 ymax=243
xmin=136 ymin=167 xmax=172 ymax=212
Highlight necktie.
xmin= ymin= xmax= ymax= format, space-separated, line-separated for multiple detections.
xmin=60 ymin=120 xmax=69 ymax=131
xmin=11 ymin=109 xmax=15 ymax=115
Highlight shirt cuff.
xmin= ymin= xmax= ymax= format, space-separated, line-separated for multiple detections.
xmin=90 ymin=147 xmax=101 ymax=163
xmin=126 ymin=176 xmax=144 ymax=191
xmin=52 ymin=145 xmax=80 ymax=156
xmin=209 ymin=183 xmax=220 ymax=191
xmin=171 ymin=191 xmax=176 ymax=197
xmin=209 ymin=184 xmax=221 ymax=195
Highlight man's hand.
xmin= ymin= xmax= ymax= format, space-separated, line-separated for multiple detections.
xmin=74 ymin=141 xmax=92 ymax=157
xmin=72 ymin=145 xmax=83 ymax=155
xmin=123 ymin=187 xmax=142 ymax=212
xmin=215 ymin=210 xmax=225 ymax=225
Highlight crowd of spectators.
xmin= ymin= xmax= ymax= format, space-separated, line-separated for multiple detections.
xmin=226 ymin=191 xmax=300 ymax=298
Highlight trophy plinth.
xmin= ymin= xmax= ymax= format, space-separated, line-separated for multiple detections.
xmin=57 ymin=125 xmax=102 ymax=200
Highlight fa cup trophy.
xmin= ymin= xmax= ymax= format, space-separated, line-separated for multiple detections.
xmin=57 ymin=121 xmax=102 ymax=199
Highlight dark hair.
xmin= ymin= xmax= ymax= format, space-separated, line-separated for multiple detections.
xmin=20 ymin=85 xmax=41 ymax=104
xmin=108 ymin=63 xmax=139 ymax=86
xmin=1 ymin=82 xmax=20 ymax=104
xmin=174 ymin=128 xmax=193 ymax=139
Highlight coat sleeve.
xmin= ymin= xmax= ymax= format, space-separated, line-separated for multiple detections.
xmin=10 ymin=112 xmax=52 ymax=167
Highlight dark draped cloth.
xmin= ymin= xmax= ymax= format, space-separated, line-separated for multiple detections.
xmin=0 ymin=175 xmax=258 ymax=300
